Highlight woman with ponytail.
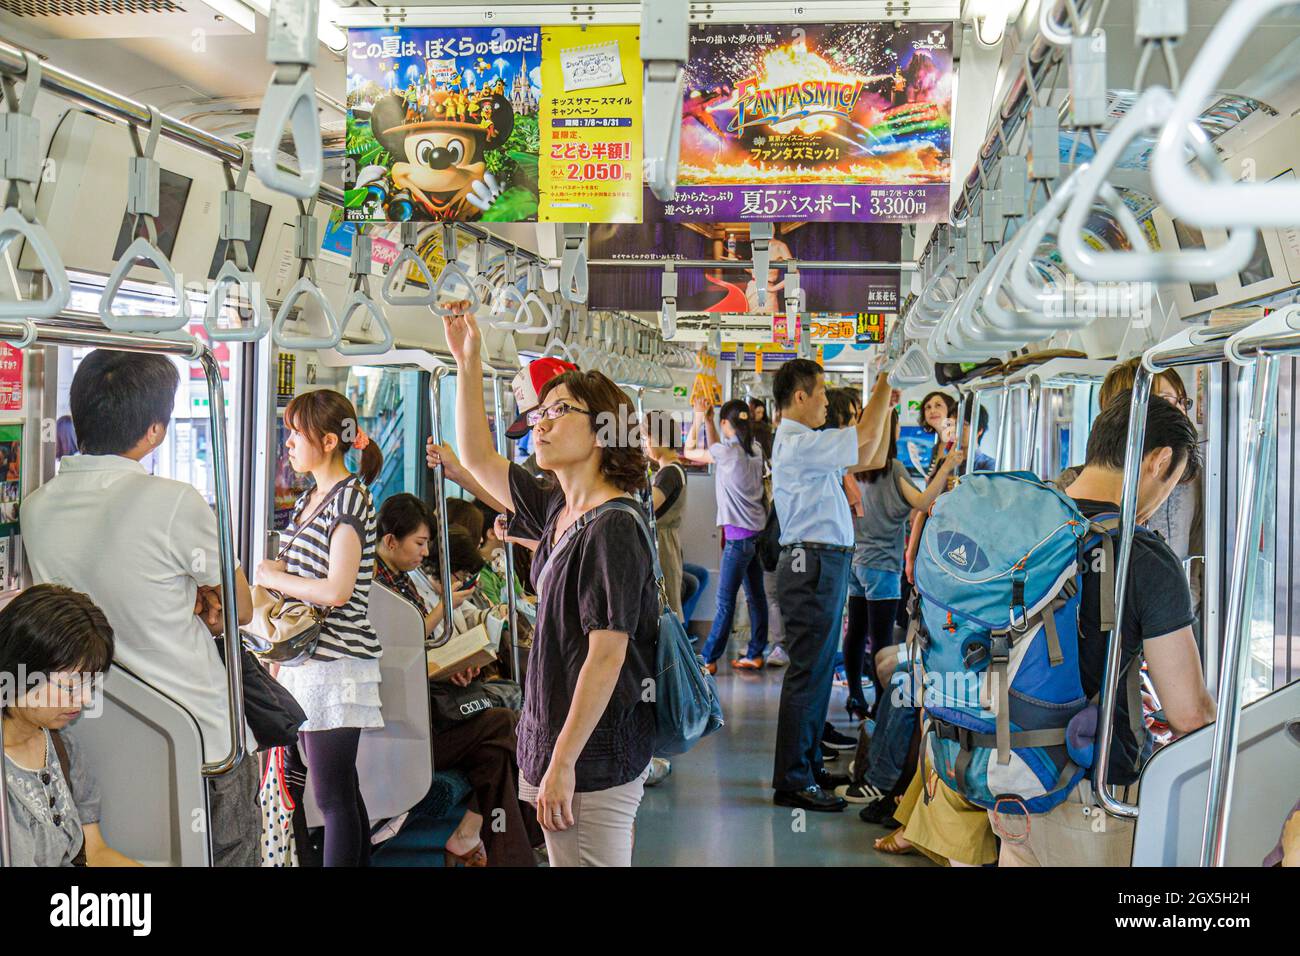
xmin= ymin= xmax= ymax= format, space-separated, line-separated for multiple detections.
xmin=686 ymin=397 xmax=769 ymax=672
xmin=259 ymin=388 xmax=384 ymax=867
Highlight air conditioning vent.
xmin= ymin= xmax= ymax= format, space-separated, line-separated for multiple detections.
xmin=0 ymin=0 xmax=186 ymax=15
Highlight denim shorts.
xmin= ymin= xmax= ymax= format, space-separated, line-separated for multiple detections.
xmin=848 ymin=564 xmax=902 ymax=601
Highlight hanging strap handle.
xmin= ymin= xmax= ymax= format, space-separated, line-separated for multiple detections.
xmin=205 ymin=146 xmax=272 ymax=342
xmin=0 ymin=53 xmax=70 ymax=321
xmin=100 ymin=107 xmax=192 ymax=334
xmin=272 ymin=196 xmax=342 ymax=349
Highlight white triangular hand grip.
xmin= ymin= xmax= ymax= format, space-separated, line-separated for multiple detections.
xmin=1062 ymin=86 xmax=1256 ymax=283
xmin=272 ymin=276 xmax=341 ymax=349
xmin=430 ymin=261 xmax=482 ymax=316
xmin=487 ymin=283 xmax=526 ymax=328
xmin=334 ymin=290 xmax=394 ymax=356
xmin=252 ymin=70 xmax=323 ymax=201
xmin=516 ymin=292 xmax=554 ymax=335
xmin=382 ymin=247 xmax=439 ymax=306
xmin=0 ymin=208 xmax=70 ymax=320
xmin=99 ymin=237 xmax=191 ymax=333
xmin=1154 ymin=0 xmax=1300 ymax=227
xmin=204 ymin=260 xmax=270 ymax=342
xmin=540 ymin=333 xmax=577 ymax=363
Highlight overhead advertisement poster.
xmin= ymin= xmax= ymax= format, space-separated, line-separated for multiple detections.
xmin=672 ymin=22 xmax=953 ymax=222
xmin=344 ymin=26 xmax=643 ymax=223
xmin=588 ymin=206 xmax=901 ymax=313
xmin=538 ymin=24 xmax=643 ymax=222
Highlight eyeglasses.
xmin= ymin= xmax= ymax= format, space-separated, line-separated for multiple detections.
xmin=525 ymin=401 xmax=592 ymax=428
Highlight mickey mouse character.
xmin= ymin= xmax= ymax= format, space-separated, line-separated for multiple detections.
xmin=361 ymin=88 xmax=515 ymax=221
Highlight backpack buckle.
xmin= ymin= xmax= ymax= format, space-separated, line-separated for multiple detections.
xmin=990 ymin=635 xmax=1010 ymax=665
xmin=1009 ymin=571 xmax=1029 ymax=633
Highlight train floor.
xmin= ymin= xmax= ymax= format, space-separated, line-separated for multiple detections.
xmin=633 ymin=661 xmax=936 ymax=867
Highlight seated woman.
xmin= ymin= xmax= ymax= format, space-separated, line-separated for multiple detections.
xmin=1 ymin=584 xmax=139 ymax=867
xmin=373 ymin=493 xmax=541 ymax=867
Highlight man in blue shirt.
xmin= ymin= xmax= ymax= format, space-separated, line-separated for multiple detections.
xmin=770 ymin=361 xmax=894 ymax=811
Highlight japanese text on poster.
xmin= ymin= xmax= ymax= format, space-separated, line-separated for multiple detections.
xmin=674 ymin=22 xmax=952 ymax=222
xmin=539 ymin=25 xmax=643 ymax=222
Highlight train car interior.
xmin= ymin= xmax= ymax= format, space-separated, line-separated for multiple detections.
xmin=0 ymin=0 xmax=1297 ymax=880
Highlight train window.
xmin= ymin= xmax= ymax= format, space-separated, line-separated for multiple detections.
xmin=57 ymin=275 xmax=245 ymax=509
xmin=343 ymin=366 xmax=427 ymax=511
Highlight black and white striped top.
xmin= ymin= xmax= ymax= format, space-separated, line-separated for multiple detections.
xmin=285 ymin=476 xmax=381 ymax=661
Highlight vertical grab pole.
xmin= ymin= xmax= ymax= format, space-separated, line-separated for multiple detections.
xmin=1093 ymin=371 xmax=1152 ymax=819
xmin=428 ymin=367 xmax=456 ymax=647
xmin=953 ymin=391 xmax=970 ymax=454
xmin=1202 ymin=355 xmax=1279 ymax=866
xmin=0 ymin=694 xmax=10 ymax=866
xmin=995 ymin=387 xmax=1013 ymax=468
xmin=1026 ymin=374 xmax=1044 ymax=477
xmin=200 ymin=349 xmax=246 ymax=777
xmin=632 ymin=386 xmax=659 ymax=545
xmin=965 ymin=391 xmax=982 ymax=476
xmin=490 ymin=371 xmax=522 ymax=683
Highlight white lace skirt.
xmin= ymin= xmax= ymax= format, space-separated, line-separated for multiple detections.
xmin=276 ymin=655 xmax=384 ymax=732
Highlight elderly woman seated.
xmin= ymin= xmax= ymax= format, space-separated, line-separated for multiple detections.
xmin=2 ymin=584 xmax=139 ymax=867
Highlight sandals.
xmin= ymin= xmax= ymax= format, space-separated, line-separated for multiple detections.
xmin=444 ymin=839 xmax=488 ymax=867
xmin=873 ymin=827 xmax=916 ymax=856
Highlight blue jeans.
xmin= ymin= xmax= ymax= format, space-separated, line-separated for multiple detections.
xmin=864 ymin=670 xmax=919 ymax=792
xmin=772 ymin=547 xmax=852 ymax=791
xmin=680 ymin=562 xmax=710 ymax=625
xmin=701 ymin=537 xmax=769 ymax=663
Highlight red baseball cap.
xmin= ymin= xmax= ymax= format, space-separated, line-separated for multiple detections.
xmin=505 ymin=357 xmax=578 ymax=439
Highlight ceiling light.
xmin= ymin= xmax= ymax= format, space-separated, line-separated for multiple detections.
xmin=239 ymin=0 xmax=347 ymax=53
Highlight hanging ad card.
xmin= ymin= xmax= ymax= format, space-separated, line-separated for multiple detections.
xmin=345 ymin=26 xmax=544 ymax=222
xmin=672 ymin=22 xmax=952 ymax=222
xmin=539 ymin=25 xmax=643 ymax=222
xmin=345 ymin=26 xmax=645 ymax=223
xmin=588 ymin=203 xmax=901 ymax=313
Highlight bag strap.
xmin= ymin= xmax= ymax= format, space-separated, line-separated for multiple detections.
xmin=278 ymin=477 xmax=357 ymax=561
xmin=534 ymin=497 xmax=664 ymax=599
xmin=49 ymin=731 xmax=87 ymax=867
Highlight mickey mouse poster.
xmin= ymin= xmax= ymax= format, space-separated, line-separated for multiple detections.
xmin=345 ymin=27 xmax=543 ymax=222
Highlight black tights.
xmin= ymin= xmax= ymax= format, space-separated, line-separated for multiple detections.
xmin=844 ymin=595 xmax=901 ymax=715
xmin=286 ymin=727 xmax=371 ymax=867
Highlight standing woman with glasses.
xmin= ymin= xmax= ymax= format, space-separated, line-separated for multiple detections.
xmin=686 ymin=397 xmax=770 ymax=672
xmin=437 ymin=302 xmax=659 ymax=867
xmin=259 ymin=389 xmax=384 ymax=867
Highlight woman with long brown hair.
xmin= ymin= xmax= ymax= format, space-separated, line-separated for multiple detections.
xmin=435 ymin=302 xmax=659 ymax=867
xmin=259 ymin=388 xmax=384 ymax=867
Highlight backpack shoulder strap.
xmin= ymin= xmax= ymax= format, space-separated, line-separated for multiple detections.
xmin=50 ymin=731 xmax=88 ymax=867
xmin=534 ymin=497 xmax=663 ymax=596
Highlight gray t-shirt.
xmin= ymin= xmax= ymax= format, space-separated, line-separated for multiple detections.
xmin=709 ymin=438 xmax=767 ymax=532
xmin=3 ymin=728 xmax=101 ymax=867
xmin=853 ymin=460 xmax=915 ymax=572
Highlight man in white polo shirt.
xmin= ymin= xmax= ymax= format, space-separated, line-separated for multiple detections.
xmin=23 ymin=350 xmax=256 ymax=866
xmin=771 ymin=361 xmax=892 ymax=812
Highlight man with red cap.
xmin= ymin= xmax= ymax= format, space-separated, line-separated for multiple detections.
xmin=426 ymin=355 xmax=577 ymax=509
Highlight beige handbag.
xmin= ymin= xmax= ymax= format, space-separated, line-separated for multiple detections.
xmin=242 ymin=481 xmax=351 ymax=666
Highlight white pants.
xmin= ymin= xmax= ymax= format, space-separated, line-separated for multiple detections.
xmin=543 ymin=765 xmax=650 ymax=867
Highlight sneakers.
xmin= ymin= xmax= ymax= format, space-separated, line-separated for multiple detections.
xmin=731 ymin=656 xmax=763 ymax=670
xmin=821 ymin=722 xmax=856 ymax=750
xmin=858 ymin=795 xmax=900 ymax=826
xmin=833 ymin=668 xmax=848 ymax=687
xmin=704 ymin=661 xmax=717 ymax=676
xmin=370 ymin=812 xmax=409 ymax=846
xmin=834 ymin=781 xmax=888 ymax=805
xmin=645 ymin=756 xmax=672 ymax=787
xmin=766 ymin=645 xmax=790 ymax=667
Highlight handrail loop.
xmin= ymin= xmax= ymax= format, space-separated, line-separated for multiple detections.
xmin=271 ymin=196 xmax=342 ymax=350
xmin=100 ymin=107 xmax=192 ymax=334
xmin=205 ymin=146 xmax=271 ymax=342
xmin=252 ymin=0 xmax=324 ymax=200
xmin=0 ymin=52 xmax=71 ymax=321
xmin=334 ymin=231 xmax=395 ymax=356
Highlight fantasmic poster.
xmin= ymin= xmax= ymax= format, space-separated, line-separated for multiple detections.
xmin=671 ymin=22 xmax=952 ymax=222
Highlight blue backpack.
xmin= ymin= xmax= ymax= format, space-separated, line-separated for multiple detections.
xmin=540 ymin=498 xmax=724 ymax=757
xmin=912 ymin=472 xmax=1142 ymax=815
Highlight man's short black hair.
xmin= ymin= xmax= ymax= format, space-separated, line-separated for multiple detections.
xmin=964 ymin=401 xmax=989 ymax=437
xmin=1084 ymin=390 xmax=1201 ymax=482
xmin=773 ymin=359 xmax=822 ymax=411
xmin=70 ymin=350 xmax=179 ymax=456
